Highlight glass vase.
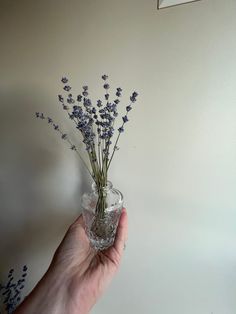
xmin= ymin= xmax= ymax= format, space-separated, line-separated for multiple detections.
xmin=82 ymin=181 xmax=123 ymax=251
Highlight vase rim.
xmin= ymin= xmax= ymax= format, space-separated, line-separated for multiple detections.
xmin=92 ymin=180 xmax=113 ymax=192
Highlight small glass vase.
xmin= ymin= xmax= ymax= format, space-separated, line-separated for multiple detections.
xmin=82 ymin=181 xmax=123 ymax=251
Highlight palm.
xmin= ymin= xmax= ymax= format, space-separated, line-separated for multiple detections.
xmin=52 ymin=208 xmax=128 ymax=313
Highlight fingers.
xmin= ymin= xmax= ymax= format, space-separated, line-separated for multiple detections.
xmin=113 ymin=208 xmax=128 ymax=256
xmin=72 ymin=213 xmax=84 ymax=227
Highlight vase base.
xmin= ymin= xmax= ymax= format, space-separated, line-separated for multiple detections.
xmin=89 ymin=236 xmax=115 ymax=251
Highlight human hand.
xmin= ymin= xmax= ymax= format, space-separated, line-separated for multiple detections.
xmin=15 ymin=208 xmax=128 ymax=314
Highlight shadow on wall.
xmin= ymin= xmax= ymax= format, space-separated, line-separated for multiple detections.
xmin=0 ymin=84 xmax=90 ymax=279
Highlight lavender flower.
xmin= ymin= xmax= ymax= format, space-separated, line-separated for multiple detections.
xmin=115 ymin=87 xmax=122 ymax=98
xmin=103 ymin=83 xmax=110 ymax=90
xmin=122 ymin=115 xmax=128 ymax=123
xmin=82 ymin=86 xmax=89 ymax=97
xmin=77 ymin=95 xmax=83 ymax=102
xmin=130 ymin=91 xmax=138 ymax=102
xmin=61 ymin=77 xmax=68 ymax=84
xmin=102 ymin=74 xmax=108 ymax=80
xmin=58 ymin=95 xmax=64 ymax=102
xmin=67 ymin=94 xmax=75 ymax=104
xmin=63 ymin=85 xmax=71 ymax=92
xmin=97 ymin=100 xmax=102 ymax=107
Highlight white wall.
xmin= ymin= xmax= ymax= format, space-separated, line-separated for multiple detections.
xmin=0 ymin=0 xmax=236 ymax=313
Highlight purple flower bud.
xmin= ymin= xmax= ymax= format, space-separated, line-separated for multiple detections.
xmin=114 ymin=99 xmax=120 ymax=104
xmin=117 ymin=87 xmax=122 ymax=92
xmin=111 ymin=103 xmax=117 ymax=112
xmin=130 ymin=96 xmax=137 ymax=102
xmin=35 ymin=112 xmax=40 ymax=118
xmin=102 ymin=74 xmax=108 ymax=80
xmin=130 ymin=92 xmax=138 ymax=103
xmin=84 ymin=98 xmax=92 ymax=106
xmin=67 ymin=98 xmax=75 ymax=104
xmin=53 ymin=124 xmax=59 ymax=130
xmin=82 ymin=91 xmax=88 ymax=97
xmin=97 ymin=100 xmax=102 ymax=107
xmin=70 ymin=145 xmax=76 ymax=150
xmin=126 ymin=105 xmax=132 ymax=112
xmin=105 ymin=93 xmax=109 ymax=100
xmin=83 ymin=86 xmax=88 ymax=91
xmin=47 ymin=117 xmax=53 ymax=124
xmin=122 ymin=115 xmax=128 ymax=123
xmin=63 ymin=85 xmax=71 ymax=92
xmin=61 ymin=77 xmax=68 ymax=84
xmin=58 ymin=95 xmax=64 ymax=103
xmin=116 ymin=91 xmax=121 ymax=97
xmin=118 ymin=126 xmax=124 ymax=133
xmin=77 ymin=95 xmax=82 ymax=102
xmin=106 ymin=102 xmax=112 ymax=111
xmin=103 ymin=83 xmax=110 ymax=90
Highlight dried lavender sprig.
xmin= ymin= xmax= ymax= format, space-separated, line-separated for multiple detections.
xmin=59 ymin=84 xmax=103 ymax=183
xmin=107 ymin=91 xmax=138 ymax=169
xmin=35 ymin=113 xmax=94 ymax=178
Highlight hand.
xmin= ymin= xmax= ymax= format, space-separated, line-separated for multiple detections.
xmin=15 ymin=208 xmax=128 ymax=314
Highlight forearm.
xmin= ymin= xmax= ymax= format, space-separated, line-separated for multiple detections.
xmin=14 ymin=264 xmax=74 ymax=314
xmin=14 ymin=266 xmax=91 ymax=314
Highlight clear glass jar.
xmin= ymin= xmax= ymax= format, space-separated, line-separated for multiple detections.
xmin=82 ymin=181 xmax=123 ymax=251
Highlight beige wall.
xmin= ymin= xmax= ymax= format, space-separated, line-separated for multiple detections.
xmin=1 ymin=0 xmax=236 ymax=313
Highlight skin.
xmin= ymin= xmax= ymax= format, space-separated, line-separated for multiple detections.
xmin=14 ymin=208 xmax=128 ymax=314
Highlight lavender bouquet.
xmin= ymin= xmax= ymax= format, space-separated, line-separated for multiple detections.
xmin=36 ymin=75 xmax=138 ymax=250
